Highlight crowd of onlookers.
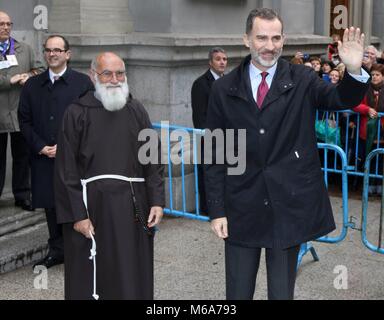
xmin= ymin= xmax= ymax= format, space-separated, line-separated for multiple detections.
xmin=289 ymin=35 xmax=384 ymax=195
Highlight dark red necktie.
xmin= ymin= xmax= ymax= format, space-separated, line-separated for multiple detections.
xmin=257 ymin=72 xmax=269 ymax=109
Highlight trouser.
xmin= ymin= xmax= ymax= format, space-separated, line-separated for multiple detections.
xmin=45 ymin=208 xmax=64 ymax=257
xmin=0 ymin=132 xmax=31 ymax=200
xmin=225 ymin=242 xmax=301 ymax=300
xmin=197 ymin=165 xmax=207 ymax=213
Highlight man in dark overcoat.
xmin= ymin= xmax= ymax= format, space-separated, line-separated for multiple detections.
xmin=205 ymin=8 xmax=370 ymax=300
xmin=18 ymin=35 xmax=93 ymax=269
xmin=191 ymin=47 xmax=227 ymax=213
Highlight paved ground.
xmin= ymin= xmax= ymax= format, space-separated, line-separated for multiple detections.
xmin=0 ymin=195 xmax=383 ymax=300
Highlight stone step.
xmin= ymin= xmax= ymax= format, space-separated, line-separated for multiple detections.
xmin=0 ymin=194 xmax=46 ymax=237
xmin=0 ymin=222 xmax=48 ymax=274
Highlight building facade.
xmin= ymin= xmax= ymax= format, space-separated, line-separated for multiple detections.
xmin=1 ymin=0 xmax=383 ymax=126
xmin=1 ymin=0 xmax=383 ymax=201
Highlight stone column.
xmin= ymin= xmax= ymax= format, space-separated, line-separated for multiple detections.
xmin=372 ymin=0 xmax=384 ymax=49
xmin=48 ymin=0 xmax=134 ymax=34
xmin=362 ymin=0 xmax=373 ymax=46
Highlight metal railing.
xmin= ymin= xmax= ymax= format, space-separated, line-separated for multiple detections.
xmin=152 ymin=123 xmax=209 ymax=222
xmin=361 ymin=149 xmax=384 ymax=254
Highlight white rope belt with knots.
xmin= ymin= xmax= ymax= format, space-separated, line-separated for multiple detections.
xmin=80 ymin=174 xmax=145 ymax=300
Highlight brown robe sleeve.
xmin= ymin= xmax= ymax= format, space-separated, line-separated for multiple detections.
xmin=54 ymin=104 xmax=88 ymax=224
xmin=133 ymin=99 xmax=165 ymax=208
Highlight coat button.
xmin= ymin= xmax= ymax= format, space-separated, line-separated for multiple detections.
xmin=259 ymin=128 xmax=266 ymax=135
xmin=50 ymin=116 xmax=54 ymax=120
xmin=264 ymin=199 xmax=269 ymax=206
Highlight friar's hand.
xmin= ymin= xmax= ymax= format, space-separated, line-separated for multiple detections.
xmin=147 ymin=206 xmax=163 ymax=228
xmin=338 ymin=27 xmax=365 ymax=75
xmin=74 ymin=219 xmax=95 ymax=239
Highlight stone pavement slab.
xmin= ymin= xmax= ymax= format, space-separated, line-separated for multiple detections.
xmin=0 ymin=196 xmax=383 ymax=300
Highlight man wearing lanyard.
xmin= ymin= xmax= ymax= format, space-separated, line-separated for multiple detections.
xmin=0 ymin=11 xmax=44 ymax=211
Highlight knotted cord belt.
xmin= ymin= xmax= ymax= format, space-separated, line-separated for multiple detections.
xmin=80 ymin=175 xmax=145 ymax=300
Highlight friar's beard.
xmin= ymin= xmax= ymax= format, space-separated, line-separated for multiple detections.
xmin=94 ymin=77 xmax=129 ymax=112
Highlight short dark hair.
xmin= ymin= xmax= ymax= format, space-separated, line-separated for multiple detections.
xmin=44 ymin=35 xmax=70 ymax=51
xmin=208 ymin=47 xmax=226 ymax=61
xmin=246 ymin=8 xmax=284 ymax=35
xmin=310 ymin=56 xmax=321 ymax=63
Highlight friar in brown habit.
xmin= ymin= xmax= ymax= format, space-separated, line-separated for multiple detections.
xmin=54 ymin=52 xmax=165 ymax=300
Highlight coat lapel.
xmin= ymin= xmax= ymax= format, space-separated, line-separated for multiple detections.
xmin=226 ymin=56 xmax=296 ymax=112
xmin=262 ymin=59 xmax=295 ymax=110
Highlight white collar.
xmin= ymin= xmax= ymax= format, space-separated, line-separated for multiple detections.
xmin=210 ymin=69 xmax=222 ymax=80
xmin=249 ymin=61 xmax=278 ymax=79
xmin=49 ymin=67 xmax=67 ymax=83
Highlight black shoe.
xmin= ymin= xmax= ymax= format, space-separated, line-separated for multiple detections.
xmin=15 ymin=199 xmax=35 ymax=211
xmin=33 ymin=255 xmax=64 ymax=269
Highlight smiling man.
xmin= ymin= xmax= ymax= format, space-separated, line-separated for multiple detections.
xmin=54 ymin=52 xmax=164 ymax=300
xmin=18 ymin=35 xmax=93 ymax=269
xmin=205 ymin=8 xmax=370 ymax=300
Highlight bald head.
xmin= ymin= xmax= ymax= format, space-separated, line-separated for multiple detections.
xmin=91 ymin=52 xmax=129 ymax=112
xmin=91 ymin=52 xmax=125 ymax=73
xmin=0 ymin=11 xmax=12 ymax=42
xmin=0 ymin=11 xmax=11 ymax=21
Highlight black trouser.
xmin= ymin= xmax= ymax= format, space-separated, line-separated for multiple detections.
xmin=45 ymin=208 xmax=64 ymax=257
xmin=197 ymin=165 xmax=207 ymax=213
xmin=0 ymin=132 xmax=31 ymax=200
xmin=225 ymin=242 xmax=300 ymax=300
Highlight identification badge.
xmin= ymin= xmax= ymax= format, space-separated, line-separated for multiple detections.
xmin=0 ymin=60 xmax=10 ymax=69
xmin=6 ymin=55 xmax=18 ymax=66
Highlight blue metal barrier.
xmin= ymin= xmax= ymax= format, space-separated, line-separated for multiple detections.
xmin=154 ymin=118 xmax=384 ymax=264
xmin=361 ymin=149 xmax=384 ymax=254
xmin=152 ymin=123 xmax=209 ymax=222
xmin=316 ymin=110 xmax=384 ymax=177
xmin=298 ymin=143 xmax=350 ymax=268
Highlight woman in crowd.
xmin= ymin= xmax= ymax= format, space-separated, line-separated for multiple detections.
xmin=353 ymin=64 xmax=384 ymax=195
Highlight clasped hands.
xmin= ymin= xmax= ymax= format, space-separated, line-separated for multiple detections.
xmin=40 ymin=145 xmax=57 ymax=158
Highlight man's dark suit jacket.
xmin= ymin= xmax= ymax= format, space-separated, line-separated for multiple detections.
xmin=191 ymin=69 xmax=215 ymax=129
xmin=18 ymin=68 xmax=94 ymax=208
xmin=205 ymin=55 xmax=369 ymax=249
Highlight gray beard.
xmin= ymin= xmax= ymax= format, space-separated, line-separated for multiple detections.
xmin=94 ymin=79 xmax=129 ymax=112
xmin=251 ymin=48 xmax=282 ymax=68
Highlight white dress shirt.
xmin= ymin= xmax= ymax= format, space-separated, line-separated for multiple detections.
xmin=249 ymin=61 xmax=369 ymax=102
xmin=49 ymin=67 xmax=67 ymax=83
xmin=210 ymin=69 xmax=222 ymax=80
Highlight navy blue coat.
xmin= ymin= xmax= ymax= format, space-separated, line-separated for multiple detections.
xmin=18 ymin=68 xmax=94 ymax=208
xmin=205 ymin=55 xmax=369 ymax=249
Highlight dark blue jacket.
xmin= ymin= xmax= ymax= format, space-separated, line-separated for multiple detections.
xmin=18 ymin=68 xmax=94 ymax=208
xmin=205 ymin=55 xmax=369 ymax=249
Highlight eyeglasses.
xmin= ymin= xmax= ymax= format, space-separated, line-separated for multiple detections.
xmin=93 ymin=70 xmax=126 ymax=81
xmin=43 ymin=48 xmax=67 ymax=54
xmin=0 ymin=22 xmax=13 ymax=28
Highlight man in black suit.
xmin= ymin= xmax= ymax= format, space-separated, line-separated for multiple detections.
xmin=18 ymin=35 xmax=93 ymax=269
xmin=191 ymin=48 xmax=227 ymax=214
xmin=205 ymin=8 xmax=370 ymax=300
xmin=191 ymin=47 xmax=228 ymax=130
